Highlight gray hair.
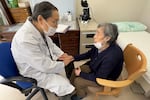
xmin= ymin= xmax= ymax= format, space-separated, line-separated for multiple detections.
xmin=32 ymin=1 xmax=58 ymax=21
xmin=97 ymin=23 xmax=118 ymax=44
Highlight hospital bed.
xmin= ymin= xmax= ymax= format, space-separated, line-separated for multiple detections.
xmin=117 ymin=31 xmax=150 ymax=97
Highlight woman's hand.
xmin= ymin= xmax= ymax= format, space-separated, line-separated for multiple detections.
xmin=75 ymin=67 xmax=81 ymax=76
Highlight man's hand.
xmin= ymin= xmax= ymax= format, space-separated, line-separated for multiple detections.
xmin=58 ymin=53 xmax=68 ymax=60
xmin=58 ymin=53 xmax=74 ymax=61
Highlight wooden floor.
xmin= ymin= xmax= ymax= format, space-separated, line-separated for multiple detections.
xmin=32 ymin=86 xmax=150 ymax=100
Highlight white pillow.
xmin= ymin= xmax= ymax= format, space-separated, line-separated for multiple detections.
xmin=112 ymin=22 xmax=147 ymax=32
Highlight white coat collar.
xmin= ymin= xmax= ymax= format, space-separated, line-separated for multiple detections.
xmin=24 ymin=17 xmax=42 ymax=38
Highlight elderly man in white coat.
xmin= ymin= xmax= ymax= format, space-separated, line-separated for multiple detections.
xmin=11 ymin=1 xmax=75 ymax=100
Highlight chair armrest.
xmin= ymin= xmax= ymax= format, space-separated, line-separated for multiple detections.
xmin=96 ymin=78 xmax=133 ymax=88
xmin=0 ymin=76 xmax=37 ymax=91
xmin=0 ymin=76 xmax=37 ymax=85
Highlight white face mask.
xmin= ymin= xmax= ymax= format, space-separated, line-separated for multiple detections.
xmin=43 ymin=21 xmax=56 ymax=36
xmin=94 ymin=42 xmax=102 ymax=49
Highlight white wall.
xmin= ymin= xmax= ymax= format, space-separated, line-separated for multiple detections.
xmin=29 ymin=0 xmax=150 ymax=31
xmin=76 ymin=0 xmax=147 ymax=23
xmin=140 ymin=0 xmax=150 ymax=32
xmin=29 ymin=0 xmax=76 ymax=20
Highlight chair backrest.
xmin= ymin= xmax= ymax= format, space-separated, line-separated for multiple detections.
xmin=0 ymin=42 xmax=20 ymax=78
xmin=124 ymin=44 xmax=147 ymax=80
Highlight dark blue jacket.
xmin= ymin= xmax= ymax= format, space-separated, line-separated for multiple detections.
xmin=74 ymin=43 xmax=124 ymax=82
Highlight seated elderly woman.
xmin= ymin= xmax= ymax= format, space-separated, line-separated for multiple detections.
xmin=71 ymin=23 xmax=124 ymax=100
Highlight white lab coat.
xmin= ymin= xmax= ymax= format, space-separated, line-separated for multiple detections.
xmin=11 ymin=18 xmax=74 ymax=96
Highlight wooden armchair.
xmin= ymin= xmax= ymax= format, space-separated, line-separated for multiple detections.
xmin=95 ymin=44 xmax=147 ymax=99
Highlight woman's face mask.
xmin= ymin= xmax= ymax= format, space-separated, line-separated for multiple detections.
xmin=43 ymin=21 xmax=56 ymax=36
xmin=94 ymin=42 xmax=102 ymax=49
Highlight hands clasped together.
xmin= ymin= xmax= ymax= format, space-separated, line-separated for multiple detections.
xmin=58 ymin=53 xmax=81 ymax=76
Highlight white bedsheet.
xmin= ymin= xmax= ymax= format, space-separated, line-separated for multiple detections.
xmin=117 ymin=31 xmax=150 ymax=84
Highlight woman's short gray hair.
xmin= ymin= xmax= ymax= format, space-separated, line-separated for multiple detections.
xmin=97 ymin=23 xmax=118 ymax=44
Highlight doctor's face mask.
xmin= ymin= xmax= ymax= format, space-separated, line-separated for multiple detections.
xmin=41 ymin=10 xmax=59 ymax=36
xmin=43 ymin=21 xmax=56 ymax=36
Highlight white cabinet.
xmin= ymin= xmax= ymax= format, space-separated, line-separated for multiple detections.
xmin=80 ymin=32 xmax=95 ymax=53
xmin=78 ymin=20 xmax=98 ymax=54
